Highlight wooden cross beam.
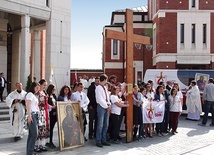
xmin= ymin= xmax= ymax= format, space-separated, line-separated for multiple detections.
xmin=105 ymin=9 xmax=151 ymax=142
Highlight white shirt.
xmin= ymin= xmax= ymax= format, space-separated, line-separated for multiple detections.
xmin=26 ymin=92 xmax=39 ymax=112
xmin=110 ymin=95 xmax=123 ymax=115
xmin=71 ymin=91 xmax=89 ymax=112
xmin=95 ymin=85 xmax=111 ymax=109
xmin=64 ymin=97 xmax=68 ymax=101
xmin=80 ymin=79 xmax=89 ymax=89
xmin=177 ymin=91 xmax=183 ymax=99
xmin=169 ymin=95 xmax=182 ymax=112
xmin=6 ymin=89 xmax=27 ymax=108
xmin=146 ymin=92 xmax=155 ymax=100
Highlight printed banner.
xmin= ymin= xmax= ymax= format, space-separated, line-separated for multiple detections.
xmin=142 ymin=100 xmax=165 ymax=123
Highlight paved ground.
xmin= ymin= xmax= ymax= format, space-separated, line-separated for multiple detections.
xmin=0 ymin=115 xmax=214 ymax=155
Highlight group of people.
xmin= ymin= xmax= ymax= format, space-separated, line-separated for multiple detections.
xmin=6 ymin=80 xmax=58 ymax=155
xmin=4 ymin=73 xmax=214 ymax=155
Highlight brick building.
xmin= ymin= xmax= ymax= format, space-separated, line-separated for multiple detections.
xmin=103 ymin=0 xmax=214 ymax=83
xmin=103 ymin=6 xmax=153 ymax=83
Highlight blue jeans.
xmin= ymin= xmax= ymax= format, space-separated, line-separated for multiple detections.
xmin=96 ymin=104 xmax=109 ymax=143
xmin=26 ymin=114 xmax=38 ymax=155
xmin=202 ymin=101 xmax=214 ymax=125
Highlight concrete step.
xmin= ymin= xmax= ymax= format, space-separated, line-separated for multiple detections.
xmin=0 ymin=114 xmax=10 ymax=121
xmin=0 ymin=109 xmax=9 ymax=115
xmin=0 ymin=102 xmax=9 ymax=110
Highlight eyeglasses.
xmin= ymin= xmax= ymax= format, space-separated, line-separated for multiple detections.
xmin=80 ymin=95 xmax=82 ymax=100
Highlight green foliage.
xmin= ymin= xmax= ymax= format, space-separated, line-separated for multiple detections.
xmin=25 ymin=75 xmax=32 ymax=92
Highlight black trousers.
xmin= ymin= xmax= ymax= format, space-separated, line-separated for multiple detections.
xmin=0 ymin=87 xmax=4 ymax=102
xmin=110 ymin=114 xmax=120 ymax=141
xmin=163 ymin=109 xmax=170 ymax=132
xmin=202 ymin=101 xmax=214 ymax=125
xmin=88 ymin=107 xmax=97 ymax=137
xmin=49 ymin=113 xmax=57 ymax=143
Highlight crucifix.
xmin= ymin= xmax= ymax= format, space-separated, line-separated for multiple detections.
xmin=105 ymin=9 xmax=151 ymax=142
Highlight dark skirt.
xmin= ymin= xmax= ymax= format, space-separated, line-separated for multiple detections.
xmin=133 ymin=105 xmax=143 ymax=125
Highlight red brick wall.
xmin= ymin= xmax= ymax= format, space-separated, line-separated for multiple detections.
xmin=105 ymin=38 xmax=125 ymax=62
xmin=157 ymin=13 xmax=177 ymax=54
xmin=211 ymin=13 xmax=214 ymax=54
xmin=199 ymin=0 xmax=214 ymax=10
xmin=143 ymin=46 xmax=154 ymax=73
xmin=156 ymin=62 xmax=176 ymax=69
xmin=157 ymin=0 xmax=188 ymax=11
xmin=105 ymin=69 xmax=125 ymax=83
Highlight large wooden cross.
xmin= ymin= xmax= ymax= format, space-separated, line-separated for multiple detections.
xmin=105 ymin=9 xmax=150 ymax=142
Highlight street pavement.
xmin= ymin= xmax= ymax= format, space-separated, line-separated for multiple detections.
xmin=0 ymin=115 xmax=214 ymax=155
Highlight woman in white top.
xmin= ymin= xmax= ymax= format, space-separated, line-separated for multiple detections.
xmin=169 ymin=88 xmax=182 ymax=135
xmin=110 ymin=86 xmax=129 ymax=144
xmin=26 ymin=82 xmax=40 ymax=155
xmin=173 ymin=83 xmax=183 ymax=106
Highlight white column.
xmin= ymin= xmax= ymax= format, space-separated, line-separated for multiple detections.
xmin=20 ymin=15 xmax=30 ymax=88
xmin=33 ymin=30 xmax=41 ymax=80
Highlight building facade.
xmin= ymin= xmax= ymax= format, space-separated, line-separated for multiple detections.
xmin=103 ymin=6 xmax=153 ymax=83
xmin=0 ymin=0 xmax=71 ymax=94
xmin=149 ymin=0 xmax=214 ymax=69
xmin=103 ymin=0 xmax=214 ymax=83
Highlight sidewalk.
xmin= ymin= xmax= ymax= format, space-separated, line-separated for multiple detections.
xmin=0 ymin=115 xmax=214 ymax=155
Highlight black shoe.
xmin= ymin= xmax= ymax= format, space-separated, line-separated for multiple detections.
xmin=84 ymin=136 xmax=88 ymax=141
xmin=89 ymin=135 xmax=93 ymax=139
xmin=96 ymin=143 xmax=103 ymax=147
xmin=198 ymin=123 xmax=206 ymax=127
xmin=34 ymin=147 xmax=42 ymax=153
xmin=113 ymin=140 xmax=120 ymax=144
xmin=46 ymin=142 xmax=56 ymax=148
xmin=209 ymin=124 xmax=214 ymax=127
xmin=14 ymin=136 xmax=21 ymax=142
xmin=39 ymin=146 xmax=47 ymax=151
xmin=102 ymin=142 xmax=111 ymax=146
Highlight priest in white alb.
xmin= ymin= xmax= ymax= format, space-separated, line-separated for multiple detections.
xmin=6 ymin=82 xmax=27 ymax=141
xmin=186 ymin=80 xmax=202 ymax=121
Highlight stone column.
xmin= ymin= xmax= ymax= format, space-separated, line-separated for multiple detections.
xmin=20 ymin=15 xmax=30 ymax=88
xmin=33 ymin=30 xmax=41 ymax=81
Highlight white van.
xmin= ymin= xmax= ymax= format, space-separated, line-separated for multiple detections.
xmin=144 ymin=69 xmax=214 ymax=92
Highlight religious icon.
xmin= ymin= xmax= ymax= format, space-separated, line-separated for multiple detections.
xmin=195 ymin=73 xmax=209 ymax=91
xmin=57 ymin=101 xmax=84 ymax=151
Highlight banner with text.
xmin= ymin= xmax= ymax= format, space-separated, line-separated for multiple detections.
xmin=142 ymin=100 xmax=165 ymax=123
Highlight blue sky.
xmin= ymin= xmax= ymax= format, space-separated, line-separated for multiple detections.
xmin=70 ymin=0 xmax=147 ymax=69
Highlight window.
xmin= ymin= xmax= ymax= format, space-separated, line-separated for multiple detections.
xmin=191 ymin=24 xmax=195 ymax=43
xmin=113 ymin=40 xmax=118 ymax=55
xmin=46 ymin=0 xmax=49 ymax=7
xmin=111 ymin=39 xmax=120 ymax=59
xmin=203 ymin=24 xmax=207 ymax=44
xmin=192 ymin=0 xmax=196 ymax=8
xmin=180 ymin=24 xmax=184 ymax=43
